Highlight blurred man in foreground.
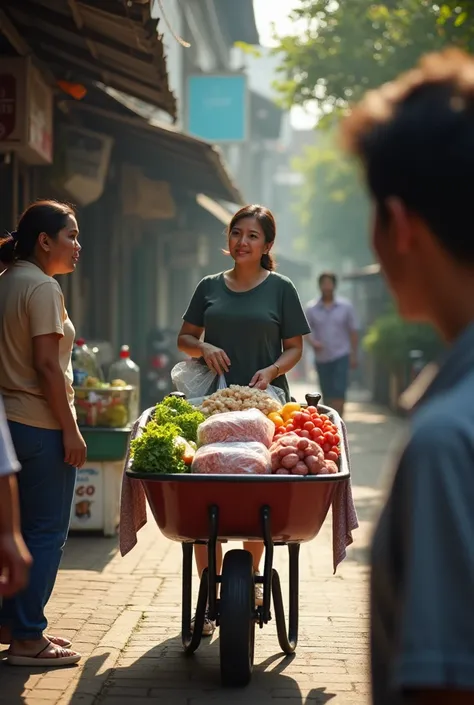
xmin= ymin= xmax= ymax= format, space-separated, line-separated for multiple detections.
xmin=0 ymin=397 xmax=31 ymax=600
xmin=342 ymin=49 xmax=474 ymax=705
xmin=306 ymin=272 xmax=358 ymax=417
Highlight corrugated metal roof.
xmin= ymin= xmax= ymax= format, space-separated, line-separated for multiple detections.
xmin=3 ymin=0 xmax=176 ymax=118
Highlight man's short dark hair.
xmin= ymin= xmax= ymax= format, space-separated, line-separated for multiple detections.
xmin=318 ymin=272 xmax=337 ymax=287
xmin=341 ymin=48 xmax=474 ymax=263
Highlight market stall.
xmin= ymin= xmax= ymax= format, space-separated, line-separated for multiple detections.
xmin=69 ymin=341 xmax=138 ymax=536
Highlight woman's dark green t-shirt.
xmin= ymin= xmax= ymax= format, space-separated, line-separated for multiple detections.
xmin=183 ymin=272 xmax=311 ymax=401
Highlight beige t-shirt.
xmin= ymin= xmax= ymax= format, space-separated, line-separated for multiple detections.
xmin=0 ymin=260 xmax=76 ymax=430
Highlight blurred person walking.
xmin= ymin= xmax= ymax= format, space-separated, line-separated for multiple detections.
xmin=0 ymin=395 xmax=31 ymax=599
xmin=342 ymin=49 xmax=474 ymax=705
xmin=0 ymin=201 xmax=85 ymax=667
xmin=306 ymin=272 xmax=358 ymax=417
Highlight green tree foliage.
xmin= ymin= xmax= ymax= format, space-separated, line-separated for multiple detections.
xmin=292 ymin=135 xmax=372 ymax=268
xmin=274 ymin=0 xmax=474 ymax=115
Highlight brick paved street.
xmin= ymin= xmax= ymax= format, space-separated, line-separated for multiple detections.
xmin=0 ymin=397 xmax=405 ymax=705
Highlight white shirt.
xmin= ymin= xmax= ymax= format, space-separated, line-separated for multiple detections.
xmin=0 ymin=396 xmax=20 ymax=476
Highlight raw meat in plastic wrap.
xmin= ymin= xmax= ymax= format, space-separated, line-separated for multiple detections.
xmin=197 ymin=409 xmax=275 ymax=447
xmin=191 ymin=442 xmax=271 ymax=475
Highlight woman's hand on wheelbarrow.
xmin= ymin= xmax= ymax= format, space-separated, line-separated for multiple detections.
xmin=201 ymin=343 xmax=231 ymax=376
xmin=249 ymin=366 xmax=276 ymax=391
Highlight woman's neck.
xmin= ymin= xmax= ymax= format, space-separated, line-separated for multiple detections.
xmin=225 ymin=264 xmax=269 ymax=292
xmin=230 ymin=263 xmax=267 ymax=283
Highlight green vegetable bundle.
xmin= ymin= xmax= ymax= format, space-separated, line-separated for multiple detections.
xmin=154 ymin=396 xmax=205 ymax=443
xmin=131 ymin=422 xmax=186 ymax=474
xmin=130 ymin=396 xmax=205 ymax=473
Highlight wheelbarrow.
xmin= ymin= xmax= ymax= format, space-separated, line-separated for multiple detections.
xmin=126 ymin=394 xmax=351 ymax=687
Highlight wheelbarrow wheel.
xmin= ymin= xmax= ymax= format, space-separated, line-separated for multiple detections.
xmin=219 ymin=549 xmax=255 ymax=687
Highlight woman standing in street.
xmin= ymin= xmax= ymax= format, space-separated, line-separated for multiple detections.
xmin=0 ymin=200 xmax=85 ymax=666
xmin=178 ymin=204 xmax=310 ymax=634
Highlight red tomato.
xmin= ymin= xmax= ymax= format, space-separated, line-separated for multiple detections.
xmin=292 ymin=412 xmax=303 ymax=428
xmin=300 ymin=430 xmax=310 ymax=438
xmin=331 ymin=445 xmax=340 ymax=455
xmin=311 ymin=428 xmax=323 ymax=440
xmin=320 ymin=414 xmax=329 ymax=421
xmin=300 ymin=413 xmax=311 ymax=424
xmin=285 ymin=424 xmax=295 ymax=433
xmin=322 ymin=443 xmax=331 ymax=453
xmin=313 ymin=417 xmax=323 ymax=428
xmin=303 ymin=421 xmax=314 ymax=432
xmin=324 ymin=432 xmax=334 ymax=445
xmin=306 ymin=406 xmax=318 ymax=415
xmin=326 ymin=451 xmax=339 ymax=462
xmin=294 ymin=429 xmax=302 ymax=436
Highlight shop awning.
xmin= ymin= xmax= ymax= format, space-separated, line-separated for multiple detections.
xmin=2 ymin=0 xmax=176 ymax=119
xmin=62 ymin=86 xmax=243 ymax=204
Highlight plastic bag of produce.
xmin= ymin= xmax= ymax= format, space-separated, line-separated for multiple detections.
xmin=192 ymin=441 xmax=271 ymax=475
xmin=197 ymin=408 xmax=275 ymax=447
xmin=171 ymin=359 xmax=226 ymax=400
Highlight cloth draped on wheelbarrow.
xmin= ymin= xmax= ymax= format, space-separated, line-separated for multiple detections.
xmin=119 ymin=409 xmax=358 ymax=573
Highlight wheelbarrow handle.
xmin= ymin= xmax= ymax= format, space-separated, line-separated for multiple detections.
xmin=305 ymin=392 xmax=322 ymax=409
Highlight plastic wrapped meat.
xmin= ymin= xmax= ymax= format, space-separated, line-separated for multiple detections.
xmin=197 ymin=409 xmax=275 ymax=447
xmin=191 ymin=442 xmax=271 ymax=475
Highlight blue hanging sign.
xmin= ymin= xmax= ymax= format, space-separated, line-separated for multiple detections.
xmin=186 ymin=74 xmax=248 ymax=143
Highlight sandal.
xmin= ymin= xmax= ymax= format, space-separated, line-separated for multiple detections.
xmin=1 ymin=634 xmax=72 ymax=648
xmin=254 ymin=571 xmax=264 ymax=607
xmin=191 ymin=608 xmax=215 ymax=637
xmin=8 ymin=642 xmax=81 ymax=667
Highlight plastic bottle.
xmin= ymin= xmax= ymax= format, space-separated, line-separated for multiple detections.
xmin=72 ymin=338 xmax=103 ymax=386
xmin=109 ymin=345 xmax=140 ymax=420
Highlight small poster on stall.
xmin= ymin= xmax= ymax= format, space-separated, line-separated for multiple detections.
xmin=70 ymin=465 xmax=104 ymax=531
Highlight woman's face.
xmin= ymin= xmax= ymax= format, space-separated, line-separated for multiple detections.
xmin=228 ymin=216 xmax=271 ymax=266
xmin=40 ymin=214 xmax=81 ymax=276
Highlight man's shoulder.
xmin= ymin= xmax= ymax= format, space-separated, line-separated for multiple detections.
xmin=305 ymin=297 xmax=319 ymax=310
xmin=335 ymin=296 xmax=354 ymax=310
xmin=406 ymin=375 xmax=474 ymax=463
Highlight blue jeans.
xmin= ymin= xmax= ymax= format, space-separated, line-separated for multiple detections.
xmin=316 ymin=354 xmax=350 ymax=401
xmin=0 ymin=422 xmax=76 ymax=640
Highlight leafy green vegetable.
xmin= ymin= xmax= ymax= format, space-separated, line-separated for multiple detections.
xmin=154 ymin=405 xmax=178 ymax=426
xmin=131 ymin=422 xmax=186 ymax=473
xmin=174 ymin=410 xmax=205 ymax=443
xmin=161 ymin=395 xmax=194 ymax=415
xmin=153 ymin=397 xmax=205 ymax=443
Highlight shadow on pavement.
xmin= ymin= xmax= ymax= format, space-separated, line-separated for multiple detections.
xmin=65 ymin=633 xmax=338 ymax=704
xmin=0 ymin=647 xmax=79 ymax=703
xmin=61 ymin=535 xmax=119 ymax=572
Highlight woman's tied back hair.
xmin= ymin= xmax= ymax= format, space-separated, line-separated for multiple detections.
xmin=341 ymin=48 xmax=474 ymax=263
xmin=0 ymin=200 xmax=75 ymax=265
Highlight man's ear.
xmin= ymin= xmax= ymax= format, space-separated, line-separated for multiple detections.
xmin=385 ymin=196 xmax=413 ymax=255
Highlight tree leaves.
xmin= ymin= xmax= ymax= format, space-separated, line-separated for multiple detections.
xmin=291 ymin=134 xmax=372 ymax=269
xmin=273 ymin=0 xmax=474 ymax=114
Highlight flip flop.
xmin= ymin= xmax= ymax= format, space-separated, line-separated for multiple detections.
xmin=7 ymin=643 xmax=81 ymax=667
xmin=1 ymin=635 xmax=72 ymax=649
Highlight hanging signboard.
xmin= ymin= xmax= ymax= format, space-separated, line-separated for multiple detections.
xmin=186 ymin=73 xmax=248 ymax=143
xmin=0 ymin=57 xmax=53 ymax=164
xmin=53 ymin=126 xmax=113 ymax=207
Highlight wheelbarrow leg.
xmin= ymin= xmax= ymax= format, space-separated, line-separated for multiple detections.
xmin=181 ymin=542 xmax=208 ymax=655
xmin=272 ymin=543 xmax=300 ymax=655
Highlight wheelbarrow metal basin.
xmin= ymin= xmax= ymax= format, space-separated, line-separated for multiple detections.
xmin=127 ymin=471 xmax=349 ymax=543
